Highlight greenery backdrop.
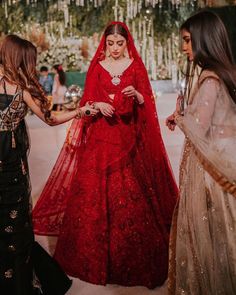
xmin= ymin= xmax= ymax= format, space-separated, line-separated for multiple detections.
xmin=0 ymin=1 xmax=235 ymax=79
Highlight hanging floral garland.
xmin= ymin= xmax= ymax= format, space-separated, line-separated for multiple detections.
xmin=0 ymin=0 xmax=200 ymax=79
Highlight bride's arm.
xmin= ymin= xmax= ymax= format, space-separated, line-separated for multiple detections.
xmin=121 ymin=85 xmax=144 ymax=104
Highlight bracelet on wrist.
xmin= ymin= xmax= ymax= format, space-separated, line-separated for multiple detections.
xmin=135 ymin=92 xmax=144 ymax=104
xmin=93 ymin=102 xmax=100 ymax=110
xmin=173 ymin=111 xmax=182 ymax=123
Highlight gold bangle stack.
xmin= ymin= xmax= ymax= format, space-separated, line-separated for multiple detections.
xmin=92 ymin=102 xmax=99 ymax=110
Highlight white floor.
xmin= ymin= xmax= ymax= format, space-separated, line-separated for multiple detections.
xmin=27 ymin=92 xmax=184 ymax=295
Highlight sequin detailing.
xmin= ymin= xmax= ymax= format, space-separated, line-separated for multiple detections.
xmin=0 ymin=78 xmax=34 ymax=293
xmin=8 ymin=245 xmax=16 ymax=252
xmin=4 ymin=269 xmax=13 ymax=279
xmin=0 ymin=91 xmax=27 ymax=131
xmin=9 ymin=210 xmax=18 ymax=219
xmin=33 ymin=60 xmax=178 ymax=288
xmin=5 ymin=226 xmax=13 ymax=233
xmin=170 ymin=70 xmax=236 ymax=294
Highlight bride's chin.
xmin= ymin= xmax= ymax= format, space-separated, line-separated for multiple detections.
xmin=110 ymin=54 xmax=123 ymax=60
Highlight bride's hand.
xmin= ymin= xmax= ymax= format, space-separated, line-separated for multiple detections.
xmin=121 ymin=85 xmax=137 ymax=97
xmin=94 ymin=102 xmax=115 ymax=117
xmin=122 ymin=85 xmax=144 ymax=104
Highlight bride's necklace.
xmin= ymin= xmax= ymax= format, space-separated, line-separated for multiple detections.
xmin=111 ymin=75 xmax=122 ymax=86
xmin=106 ymin=57 xmax=131 ymax=86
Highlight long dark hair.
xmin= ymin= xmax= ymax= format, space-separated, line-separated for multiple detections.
xmin=53 ymin=64 xmax=66 ymax=86
xmin=181 ymin=10 xmax=236 ymax=103
xmin=0 ymin=35 xmax=51 ymax=116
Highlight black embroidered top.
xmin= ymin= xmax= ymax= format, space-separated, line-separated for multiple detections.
xmin=0 ymin=78 xmax=29 ymax=163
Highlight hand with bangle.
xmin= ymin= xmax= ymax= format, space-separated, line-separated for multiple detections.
xmin=166 ymin=109 xmax=183 ymax=131
xmin=166 ymin=93 xmax=184 ymax=131
xmin=121 ymin=85 xmax=144 ymax=104
xmin=75 ymin=102 xmax=99 ymax=119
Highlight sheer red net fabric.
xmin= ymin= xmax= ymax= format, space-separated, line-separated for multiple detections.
xmin=33 ymin=22 xmax=178 ymax=288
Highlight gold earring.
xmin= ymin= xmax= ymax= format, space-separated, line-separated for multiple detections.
xmin=123 ymin=48 xmax=129 ymax=58
xmin=105 ymin=49 xmax=111 ymax=58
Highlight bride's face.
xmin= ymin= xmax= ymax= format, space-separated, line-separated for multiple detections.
xmin=106 ymin=33 xmax=127 ymax=60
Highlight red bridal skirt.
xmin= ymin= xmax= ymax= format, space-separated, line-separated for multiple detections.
xmin=34 ymin=114 xmax=178 ymax=289
xmin=52 ymin=127 xmax=176 ymax=289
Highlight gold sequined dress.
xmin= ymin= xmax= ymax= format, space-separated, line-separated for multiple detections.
xmin=168 ymin=70 xmax=236 ymax=295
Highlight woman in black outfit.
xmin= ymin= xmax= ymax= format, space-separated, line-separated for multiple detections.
xmin=0 ymin=35 xmax=97 ymax=295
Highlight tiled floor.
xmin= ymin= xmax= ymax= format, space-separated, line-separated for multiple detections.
xmin=27 ymin=92 xmax=184 ymax=295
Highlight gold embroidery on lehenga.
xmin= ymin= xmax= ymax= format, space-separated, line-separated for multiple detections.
xmin=168 ymin=200 xmax=179 ymax=295
xmin=191 ymin=143 xmax=236 ymax=197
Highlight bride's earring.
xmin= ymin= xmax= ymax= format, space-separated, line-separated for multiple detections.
xmin=123 ymin=48 xmax=129 ymax=58
xmin=105 ymin=49 xmax=111 ymax=58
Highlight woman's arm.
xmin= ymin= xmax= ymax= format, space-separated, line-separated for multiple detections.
xmin=174 ymin=78 xmax=219 ymax=135
xmin=166 ymin=95 xmax=183 ymax=131
xmin=127 ymin=61 xmax=154 ymax=105
xmin=23 ymin=91 xmax=98 ymax=125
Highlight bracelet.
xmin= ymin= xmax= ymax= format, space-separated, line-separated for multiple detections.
xmin=93 ymin=102 xmax=100 ymax=110
xmin=88 ymin=100 xmax=94 ymax=106
xmin=135 ymin=91 xmax=144 ymax=104
xmin=75 ymin=108 xmax=83 ymax=119
xmin=173 ymin=111 xmax=183 ymax=123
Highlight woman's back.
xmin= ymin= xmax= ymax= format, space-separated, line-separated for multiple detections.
xmin=0 ymin=77 xmax=29 ymax=163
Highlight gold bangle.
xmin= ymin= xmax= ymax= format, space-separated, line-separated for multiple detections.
xmin=93 ymin=102 xmax=99 ymax=110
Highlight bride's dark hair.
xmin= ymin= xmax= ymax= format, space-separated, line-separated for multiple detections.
xmin=104 ymin=23 xmax=128 ymax=41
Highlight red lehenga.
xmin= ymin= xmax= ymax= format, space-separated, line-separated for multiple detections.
xmin=33 ymin=22 xmax=178 ymax=289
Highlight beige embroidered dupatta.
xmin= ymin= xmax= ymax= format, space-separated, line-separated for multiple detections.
xmin=168 ymin=70 xmax=236 ymax=295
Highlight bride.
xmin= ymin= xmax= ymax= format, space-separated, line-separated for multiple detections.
xmin=33 ymin=21 xmax=178 ymax=289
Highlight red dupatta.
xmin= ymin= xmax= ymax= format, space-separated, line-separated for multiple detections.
xmin=33 ymin=22 xmax=178 ymax=236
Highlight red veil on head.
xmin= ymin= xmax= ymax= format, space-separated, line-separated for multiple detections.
xmin=80 ymin=21 xmax=151 ymax=105
xmin=33 ymin=22 xmax=178 ymax=236
xmin=84 ymin=22 xmax=141 ymax=76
